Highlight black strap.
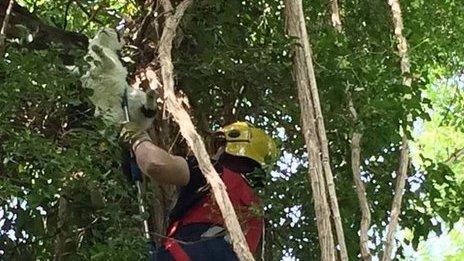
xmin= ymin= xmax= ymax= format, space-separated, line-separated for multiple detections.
xmin=168 ymin=157 xmax=223 ymax=221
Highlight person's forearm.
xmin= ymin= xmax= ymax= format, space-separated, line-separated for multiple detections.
xmin=133 ymin=141 xmax=189 ymax=185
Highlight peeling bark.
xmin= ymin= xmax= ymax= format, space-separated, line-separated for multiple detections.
xmin=285 ymin=0 xmax=338 ymax=260
xmin=286 ymin=0 xmax=348 ymax=259
xmin=150 ymin=0 xmax=255 ymax=260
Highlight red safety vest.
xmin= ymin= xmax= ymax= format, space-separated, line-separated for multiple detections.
xmin=164 ymin=167 xmax=263 ymax=260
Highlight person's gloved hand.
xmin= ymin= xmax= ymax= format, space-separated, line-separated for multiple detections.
xmin=119 ymin=121 xmax=152 ymax=151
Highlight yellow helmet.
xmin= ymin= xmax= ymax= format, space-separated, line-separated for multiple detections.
xmin=218 ymin=121 xmax=278 ymax=167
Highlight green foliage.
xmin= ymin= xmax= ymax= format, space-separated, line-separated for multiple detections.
xmin=1 ymin=0 xmax=464 ymax=260
xmin=173 ymin=0 xmax=464 ymax=259
xmin=413 ymin=79 xmax=464 ymax=179
xmin=409 ymin=63 xmax=464 ymax=259
xmin=17 ymin=0 xmax=137 ymax=35
xmin=0 ymin=49 xmax=146 ymax=259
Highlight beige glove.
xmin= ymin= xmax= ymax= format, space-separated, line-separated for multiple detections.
xmin=119 ymin=121 xmax=152 ymax=151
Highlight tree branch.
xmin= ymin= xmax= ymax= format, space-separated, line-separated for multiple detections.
xmin=348 ymin=95 xmax=372 ymax=261
xmin=62 ymin=0 xmax=72 ymax=30
xmin=132 ymin=0 xmax=158 ymax=46
xmin=0 ymin=0 xmax=14 ymax=56
xmin=72 ymin=0 xmax=105 ymax=26
xmin=382 ymin=2 xmax=412 ymax=259
xmin=329 ymin=0 xmax=342 ymax=32
xmin=445 ymin=147 xmax=464 ymax=165
xmin=153 ymin=0 xmax=255 ymax=260
xmin=284 ymin=1 xmax=339 ymax=260
xmin=0 ymin=1 xmax=88 ymax=50
xmin=77 ymin=1 xmax=106 ymax=34
xmin=286 ymin=0 xmax=348 ymax=259
xmin=382 ymin=135 xmax=409 ymax=261
xmin=387 ymin=0 xmax=411 ymax=86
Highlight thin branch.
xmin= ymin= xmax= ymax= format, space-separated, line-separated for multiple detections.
xmin=445 ymin=147 xmax=464 ymax=164
xmin=329 ymin=0 xmax=342 ymax=32
xmin=73 ymin=0 xmax=92 ymax=18
xmin=387 ymin=0 xmax=411 ymax=86
xmin=63 ymin=0 xmax=72 ymax=30
xmin=439 ymin=84 xmax=460 ymax=127
xmin=132 ymin=0 xmax=158 ymax=45
xmin=0 ymin=0 xmax=14 ymax=56
xmin=77 ymin=1 xmax=105 ymax=34
xmin=154 ymin=0 xmax=255 ymax=260
xmin=382 ymin=135 xmax=409 ymax=261
xmin=168 ymin=129 xmax=182 ymax=153
xmin=73 ymin=0 xmax=104 ymax=25
xmin=348 ymin=95 xmax=372 ymax=261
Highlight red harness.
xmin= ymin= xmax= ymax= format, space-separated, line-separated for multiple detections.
xmin=164 ymin=167 xmax=263 ymax=260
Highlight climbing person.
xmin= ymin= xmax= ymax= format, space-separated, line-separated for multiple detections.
xmin=120 ymin=121 xmax=278 ymax=260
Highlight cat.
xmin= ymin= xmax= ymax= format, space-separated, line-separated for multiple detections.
xmin=81 ymin=28 xmax=155 ymax=130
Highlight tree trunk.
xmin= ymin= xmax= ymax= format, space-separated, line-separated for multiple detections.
xmin=351 ymin=132 xmax=372 ymax=260
xmin=53 ymin=197 xmax=70 ymax=261
xmin=284 ymin=1 xmax=337 ymax=260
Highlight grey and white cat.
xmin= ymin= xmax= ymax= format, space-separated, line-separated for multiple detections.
xmin=81 ymin=28 xmax=155 ymax=130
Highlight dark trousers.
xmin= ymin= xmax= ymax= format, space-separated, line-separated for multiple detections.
xmin=156 ymin=224 xmax=238 ymax=261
